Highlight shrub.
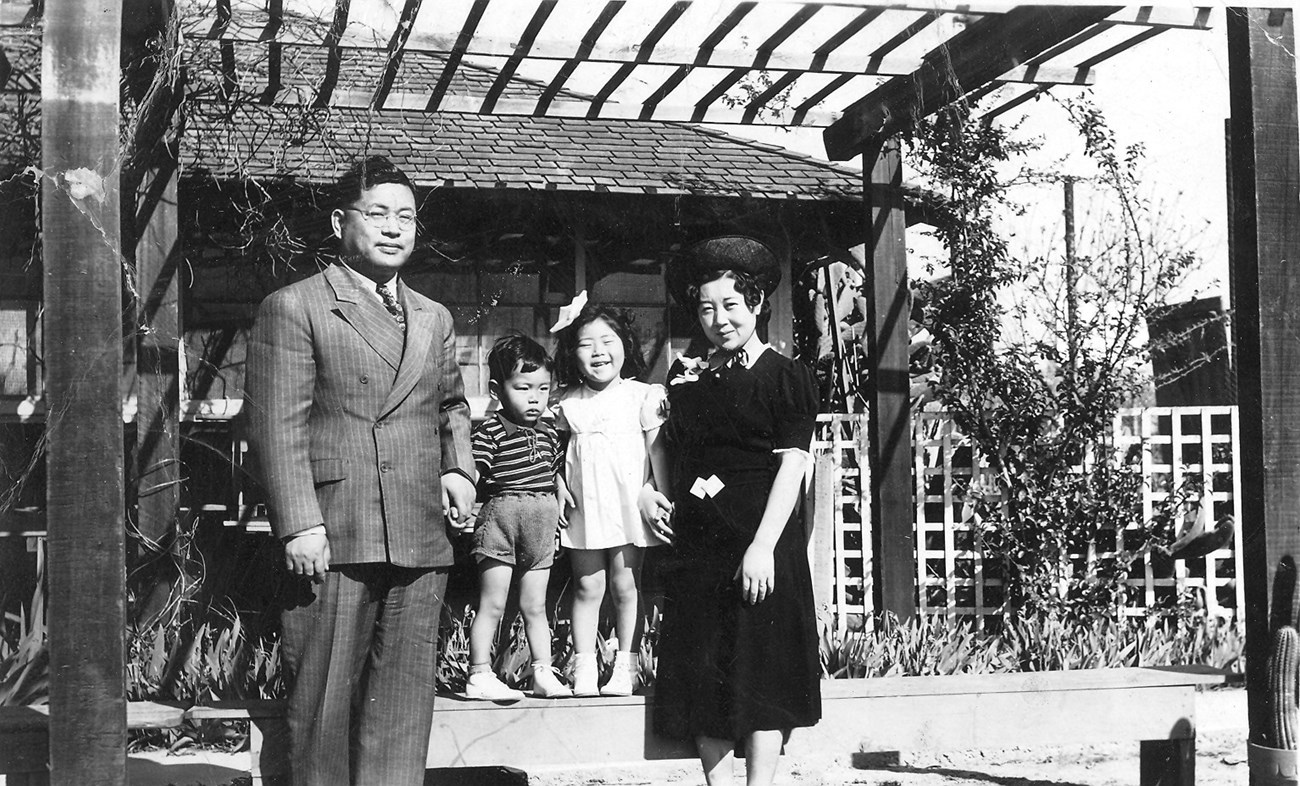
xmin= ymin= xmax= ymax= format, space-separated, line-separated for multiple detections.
xmin=820 ymin=610 xmax=1241 ymax=679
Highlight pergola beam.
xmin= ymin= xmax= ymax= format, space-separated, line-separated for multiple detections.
xmin=194 ymin=39 xmax=1097 ymax=123
xmin=238 ymin=89 xmax=850 ymax=126
xmin=184 ymin=6 xmax=1209 ymax=81
xmin=480 ymin=0 xmax=556 ymax=114
xmin=424 ymin=0 xmax=487 ymax=112
xmin=370 ymin=0 xmax=424 ymax=109
xmin=822 ymin=4 xmax=1122 ymax=160
xmin=534 ymin=0 xmax=626 ymax=115
xmin=311 ymin=0 xmax=352 ymax=108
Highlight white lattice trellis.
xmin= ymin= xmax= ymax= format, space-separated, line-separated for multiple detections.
xmin=811 ymin=414 xmax=872 ymax=631
xmin=812 ymin=406 xmax=1245 ymax=631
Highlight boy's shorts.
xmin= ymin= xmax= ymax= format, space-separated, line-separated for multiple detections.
xmin=472 ymin=491 xmax=560 ymax=570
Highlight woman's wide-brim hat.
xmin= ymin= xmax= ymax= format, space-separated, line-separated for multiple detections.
xmin=664 ymin=235 xmax=781 ymax=306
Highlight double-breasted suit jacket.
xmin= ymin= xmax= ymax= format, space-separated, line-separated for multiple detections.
xmin=246 ymin=262 xmax=474 ymax=567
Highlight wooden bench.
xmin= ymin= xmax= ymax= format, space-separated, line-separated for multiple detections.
xmin=0 ymin=700 xmax=185 ymax=786
xmin=2 ymin=667 xmax=1230 ymax=786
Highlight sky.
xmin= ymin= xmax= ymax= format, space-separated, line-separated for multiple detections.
xmin=712 ymin=7 xmax=1234 ymax=304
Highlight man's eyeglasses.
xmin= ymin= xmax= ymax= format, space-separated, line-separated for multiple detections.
xmin=343 ymin=207 xmax=417 ymax=231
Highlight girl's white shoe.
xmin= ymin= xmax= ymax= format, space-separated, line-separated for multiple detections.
xmin=531 ymin=665 xmax=574 ymax=698
xmin=571 ymin=653 xmax=599 ymax=697
xmin=600 ymin=653 xmax=636 ymax=696
xmin=465 ymin=671 xmax=525 ymax=701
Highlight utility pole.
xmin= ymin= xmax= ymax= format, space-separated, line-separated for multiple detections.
xmin=1064 ymin=177 xmax=1080 ymax=376
xmin=41 ymin=0 xmax=127 ymax=782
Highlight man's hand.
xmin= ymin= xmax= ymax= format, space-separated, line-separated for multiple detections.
xmin=285 ymin=530 xmax=330 ymax=582
xmin=442 ymin=472 xmax=477 ymax=534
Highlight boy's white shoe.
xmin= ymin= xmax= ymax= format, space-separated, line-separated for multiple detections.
xmin=600 ymin=653 xmax=637 ymax=696
xmin=465 ymin=671 xmax=525 ymax=701
xmin=531 ymin=665 xmax=573 ymax=698
xmin=571 ymin=653 xmax=599 ymax=697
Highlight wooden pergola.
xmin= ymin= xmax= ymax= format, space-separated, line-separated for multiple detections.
xmin=11 ymin=2 xmax=1297 ymax=783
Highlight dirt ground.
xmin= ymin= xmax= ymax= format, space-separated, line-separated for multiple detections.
xmin=525 ymin=687 xmax=1250 ymax=786
xmin=110 ymin=687 xmax=1250 ymax=786
xmin=525 ymin=728 xmax=1249 ymax=786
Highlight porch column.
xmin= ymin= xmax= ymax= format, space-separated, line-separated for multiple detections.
xmin=1226 ymin=6 xmax=1300 ymax=750
xmin=41 ymin=0 xmax=127 ymax=781
xmin=133 ymin=154 xmax=182 ymax=551
xmin=863 ymin=138 xmax=914 ymax=620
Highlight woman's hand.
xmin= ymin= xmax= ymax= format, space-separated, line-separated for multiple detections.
xmin=638 ymin=483 xmax=674 ymax=543
xmin=734 ymin=542 xmax=775 ymax=604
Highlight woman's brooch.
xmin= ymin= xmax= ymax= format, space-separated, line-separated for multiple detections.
xmin=669 ymin=354 xmax=709 ymax=386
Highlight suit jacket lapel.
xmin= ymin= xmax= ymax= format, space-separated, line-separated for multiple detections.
xmin=325 ymin=264 xmax=404 ymax=371
xmin=380 ymin=282 xmax=434 ymax=419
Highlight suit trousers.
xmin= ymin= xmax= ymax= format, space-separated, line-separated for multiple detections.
xmin=280 ymin=563 xmax=448 ymax=786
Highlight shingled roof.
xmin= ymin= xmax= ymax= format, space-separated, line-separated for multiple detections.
xmin=181 ymin=103 xmax=863 ymax=201
xmin=3 ymin=25 xmax=863 ymax=201
xmin=177 ymin=35 xmax=862 ymax=201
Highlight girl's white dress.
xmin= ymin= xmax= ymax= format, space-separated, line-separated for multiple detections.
xmin=555 ymin=377 xmax=668 ymax=550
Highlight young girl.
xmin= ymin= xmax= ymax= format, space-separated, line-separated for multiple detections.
xmin=551 ymin=300 xmax=672 ymax=696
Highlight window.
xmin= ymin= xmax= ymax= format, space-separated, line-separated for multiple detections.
xmin=0 ymin=301 xmax=40 ymax=405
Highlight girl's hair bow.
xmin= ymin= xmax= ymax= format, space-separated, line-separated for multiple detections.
xmin=549 ymin=290 xmax=589 ymax=334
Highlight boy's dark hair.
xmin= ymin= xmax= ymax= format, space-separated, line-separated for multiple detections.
xmin=488 ymin=333 xmax=554 ymax=387
xmin=554 ymin=303 xmax=646 ymax=388
xmin=336 ymin=156 xmax=414 ymax=204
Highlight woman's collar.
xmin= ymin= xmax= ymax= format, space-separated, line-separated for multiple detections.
xmin=707 ymin=342 xmax=769 ymax=370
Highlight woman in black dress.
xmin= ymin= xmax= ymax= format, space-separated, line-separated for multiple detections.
xmin=653 ymin=236 xmax=821 ymax=786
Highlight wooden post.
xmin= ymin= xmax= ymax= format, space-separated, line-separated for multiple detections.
xmin=41 ymin=0 xmax=127 ymax=782
xmin=133 ymin=156 xmax=182 ymax=550
xmin=769 ymin=247 xmax=794 ymax=356
xmin=810 ymin=446 xmax=836 ymax=617
xmin=1225 ymin=6 xmax=1300 ymax=752
xmin=863 ymin=138 xmax=914 ymax=620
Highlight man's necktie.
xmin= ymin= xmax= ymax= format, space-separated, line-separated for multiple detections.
xmin=377 ymin=284 xmax=405 ymax=329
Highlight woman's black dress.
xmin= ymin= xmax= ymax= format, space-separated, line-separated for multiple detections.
xmin=653 ymin=347 xmax=822 ymax=742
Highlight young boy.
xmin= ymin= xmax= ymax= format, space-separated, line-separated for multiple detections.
xmin=465 ymin=334 xmax=572 ymax=700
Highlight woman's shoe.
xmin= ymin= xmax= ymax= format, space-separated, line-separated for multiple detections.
xmin=531 ymin=665 xmax=574 ymax=698
xmin=465 ymin=672 xmax=525 ymax=701
xmin=570 ymin=653 xmax=599 ymax=697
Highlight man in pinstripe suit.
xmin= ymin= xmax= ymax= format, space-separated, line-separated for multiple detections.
xmin=246 ymin=156 xmax=476 ymax=786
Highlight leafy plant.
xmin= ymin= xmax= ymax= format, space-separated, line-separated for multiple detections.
xmin=903 ymin=99 xmax=1207 ymax=622
xmin=821 ymin=610 xmax=1241 ymax=679
xmin=0 ymin=557 xmax=47 ymax=707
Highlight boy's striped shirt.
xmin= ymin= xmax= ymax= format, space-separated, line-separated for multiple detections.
xmin=472 ymin=413 xmax=563 ymax=497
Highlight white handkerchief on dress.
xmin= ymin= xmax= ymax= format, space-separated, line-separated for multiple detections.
xmin=690 ymin=475 xmax=725 ymax=499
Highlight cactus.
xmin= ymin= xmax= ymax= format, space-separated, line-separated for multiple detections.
xmin=1265 ymin=557 xmax=1300 ymax=749
xmin=1272 ymin=556 xmax=1300 ymax=634
xmin=1269 ymin=626 xmax=1300 ymax=749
